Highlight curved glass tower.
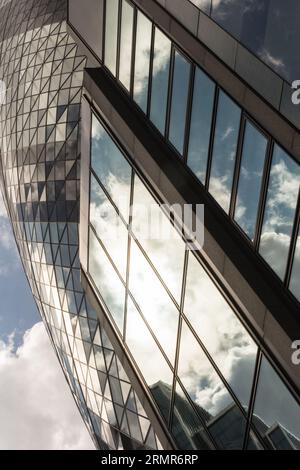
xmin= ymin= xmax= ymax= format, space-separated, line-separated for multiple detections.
xmin=0 ymin=0 xmax=160 ymax=450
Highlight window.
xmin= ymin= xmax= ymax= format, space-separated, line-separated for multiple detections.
xmin=253 ymin=357 xmax=300 ymax=450
xmin=209 ymin=92 xmax=241 ymax=213
xmin=184 ymin=253 xmax=257 ymax=408
xmin=119 ymin=0 xmax=134 ymax=91
xmin=131 ymin=175 xmax=185 ymax=302
xmin=187 ymin=67 xmax=215 ymax=184
xmin=91 ymin=115 xmax=132 ymax=222
xmin=125 ymin=298 xmax=173 ymax=387
xmin=133 ymin=11 xmax=152 ymax=113
xmin=128 ymin=239 xmax=179 ymax=363
xmin=88 ymin=229 xmax=125 ymax=333
xmin=259 ymin=145 xmax=300 ymax=280
xmin=150 ymin=28 xmax=171 ymax=134
xmin=125 ymin=297 xmax=173 ymax=421
xmin=172 ymin=382 xmax=213 ymax=450
xmin=104 ymin=0 xmax=119 ymax=76
xmin=90 ymin=174 xmax=129 ymax=280
xmin=178 ymin=321 xmax=248 ymax=450
xmin=234 ymin=121 xmax=268 ymax=241
xmin=168 ymin=51 xmax=191 ymax=155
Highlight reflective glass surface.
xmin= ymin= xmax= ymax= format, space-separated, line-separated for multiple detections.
xmin=150 ymin=28 xmax=172 ymax=134
xmin=184 ymin=253 xmax=257 ymax=407
xmin=89 ymin=229 xmax=125 ymax=333
xmin=125 ymin=298 xmax=173 ymax=388
xmin=210 ymin=0 xmax=300 ymax=83
xmin=172 ymin=382 xmax=213 ymax=450
xmin=133 ymin=11 xmax=152 ymax=113
xmin=209 ymin=92 xmax=241 ymax=213
xmin=168 ymin=51 xmax=191 ymax=155
xmin=128 ymin=239 xmax=179 ymax=363
xmin=190 ymin=0 xmax=211 ymax=15
xmin=91 ymin=115 xmax=132 ymax=222
xmin=119 ymin=0 xmax=134 ymax=91
xmin=104 ymin=0 xmax=119 ymax=76
xmin=131 ymin=175 xmax=185 ymax=302
xmin=253 ymin=357 xmax=300 ymax=450
xmin=259 ymin=145 xmax=300 ymax=280
xmin=178 ymin=321 xmax=247 ymax=450
xmin=90 ymin=174 xmax=129 ymax=280
xmin=289 ymin=229 xmax=300 ymax=302
xmin=187 ymin=68 xmax=215 ymax=184
xmin=234 ymin=122 xmax=268 ymax=240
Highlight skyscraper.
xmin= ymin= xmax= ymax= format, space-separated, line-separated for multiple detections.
xmin=0 ymin=0 xmax=299 ymax=450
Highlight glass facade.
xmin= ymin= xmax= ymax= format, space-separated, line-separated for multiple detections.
xmin=102 ymin=0 xmax=300 ymax=304
xmin=189 ymin=0 xmax=300 ymax=84
xmin=87 ymin=111 xmax=300 ymax=450
xmin=0 ymin=0 xmax=160 ymax=451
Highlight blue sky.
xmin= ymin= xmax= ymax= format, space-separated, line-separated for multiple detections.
xmin=0 ymin=192 xmax=93 ymax=449
xmin=0 ymin=195 xmax=39 ymax=346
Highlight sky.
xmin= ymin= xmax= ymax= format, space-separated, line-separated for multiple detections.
xmin=0 ymin=192 xmax=94 ymax=450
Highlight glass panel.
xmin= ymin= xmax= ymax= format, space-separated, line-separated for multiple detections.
xmin=90 ymin=174 xmax=129 ymax=280
xmin=128 ymin=239 xmax=179 ymax=363
xmin=150 ymin=27 xmax=171 ymax=134
xmin=253 ymin=357 xmax=300 ymax=450
xmin=133 ymin=11 xmax=152 ymax=113
xmin=184 ymin=253 xmax=257 ymax=408
xmin=289 ymin=228 xmax=300 ymax=302
xmin=178 ymin=321 xmax=247 ymax=450
xmin=104 ymin=0 xmax=119 ymax=76
xmin=119 ymin=0 xmax=134 ymax=91
xmin=211 ymin=0 xmax=300 ymax=84
xmin=172 ymin=382 xmax=214 ymax=450
xmin=91 ymin=114 xmax=132 ymax=222
xmin=131 ymin=175 xmax=185 ymax=302
xmin=190 ymin=0 xmax=211 ymax=15
xmin=187 ymin=67 xmax=215 ymax=184
xmin=88 ymin=228 xmax=125 ymax=333
xmin=259 ymin=145 xmax=300 ymax=280
xmin=168 ymin=51 xmax=191 ymax=155
xmin=209 ymin=92 xmax=241 ymax=213
xmin=234 ymin=122 xmax=268 ymax=241
xmin=125 ymin=297 xmax=173 ymax=421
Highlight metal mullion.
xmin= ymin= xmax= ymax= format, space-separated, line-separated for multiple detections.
xmin=229 ymin=114 xmax=246 ymax=220
xmin=116 ymin=0 xmax=122 ymax=81
xmin=146 ymin=22 xmax=155 ymax=118
xmin=89 ymin=223 xmax=127 ymax=291
xmin=169 ymin=248 xmax=189 ymax=430
xmin=182 ymin=311 xmax=252 ymax=423
xmin=253 ymin=140 xmax=274 ymax=251
xmin=126 ymin=289 xmax=175 ymax=372
xmin=242 ymin=350 xmax=265 ymax=450
xmin=164 ymin=44 xmax=175 ymax=141
xmin=90 ymin=167 xmax=129 ymax=230
xmin=129 ymin=4 xmax=137 ymax=99
xmin=284 ymin=187 xmax=300 ymax=287
xmin=182 ymin=62 xmax=195 ymax=163
xmin=102 ymin=0 xmax=107 ymax=64
xmin=122 ymin=169 xmax=135 ymax=342
xmin=205 ymin=86 xmax=219 ymax=191
xmin=129 ymin=229 xmax=181 ymax=312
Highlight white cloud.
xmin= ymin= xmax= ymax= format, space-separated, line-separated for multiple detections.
xmin=0 ymin=322 xmax=94 ymax=450
xmin=0 ymin=191 xmax=7 ymax=218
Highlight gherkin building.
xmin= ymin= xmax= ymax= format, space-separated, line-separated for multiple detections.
xmin=1 ymin=0 xmax=300 ymax=451
xmin=0 ymin=0 xmax=160 ymax=450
